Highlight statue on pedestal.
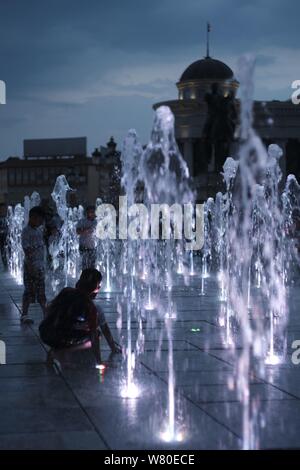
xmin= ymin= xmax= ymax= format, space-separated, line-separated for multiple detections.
xmin=203 ymin=83 xmax=237 ymax=173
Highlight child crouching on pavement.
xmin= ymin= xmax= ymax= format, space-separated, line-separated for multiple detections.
xmin=39 ymin=268 xmax=120 ymax=368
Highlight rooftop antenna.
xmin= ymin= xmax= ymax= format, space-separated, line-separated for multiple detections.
xmin=206 ymin=22 xmax=211 ymax=58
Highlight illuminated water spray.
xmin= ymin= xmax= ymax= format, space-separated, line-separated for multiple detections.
xmin=119 ymin=129 xmax=143 ymax=399
xmin=140 ymin=106 xmax=194 ymax=441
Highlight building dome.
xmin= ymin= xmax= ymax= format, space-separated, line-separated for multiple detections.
xmin=176 ymin=56 xmax=238 ymax=102
xmin=180 ymin=57 xmax=234 ymax=82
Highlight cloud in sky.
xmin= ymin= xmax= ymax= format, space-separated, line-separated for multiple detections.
xmin=0 ymin=0 xmax=299 ymax=159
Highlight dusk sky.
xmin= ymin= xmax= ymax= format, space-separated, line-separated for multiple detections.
xmin=0 ymin=0 xmax=299 ymax=159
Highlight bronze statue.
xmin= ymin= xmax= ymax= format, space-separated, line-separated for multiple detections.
xmin=203 ymin=83 xmax=237 ymax=172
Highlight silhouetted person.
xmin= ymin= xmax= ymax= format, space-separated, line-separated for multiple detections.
xmin=76 ymin=206 xmax=97 ymax=269
xmin=0 ymin=203 xmax=8 ymax=269
xmin=21 ymin=206 xmax=46 ymax=324
xmin=39 ymin=269 xmax=120 ymax=368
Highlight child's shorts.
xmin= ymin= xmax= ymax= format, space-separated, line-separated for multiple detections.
xmin=23 ymin=264 xmax=46 ymax=304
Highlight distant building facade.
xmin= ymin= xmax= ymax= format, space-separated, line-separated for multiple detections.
xmin=0 ymin=136 xmax=121 ymax=207
xmin=154 ymin=55 xmax=300 ymax=201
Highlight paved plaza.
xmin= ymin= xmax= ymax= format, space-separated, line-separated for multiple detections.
xmin=0 ymin=266 xmax=300 ymax=450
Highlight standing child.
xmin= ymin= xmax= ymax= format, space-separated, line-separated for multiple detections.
xmin=0 ymin=202 xmax=8 ymax=269
xmin=21 ymin=206 xmax=46 ymax=324
xmin=76 ymin=205 xmax=97 ymax=270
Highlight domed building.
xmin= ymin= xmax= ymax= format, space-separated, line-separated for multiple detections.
xmin=154 ymin=45 xmax=300 ymax=201
xmin=177 ymin=56 xmax=238 ymax=101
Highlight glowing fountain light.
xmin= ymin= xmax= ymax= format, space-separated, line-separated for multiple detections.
xmin=165 ymin=315 xmax=176 ymax=443
xmin=144 ymin=285 xmax=155 ymax=311
xmin=160 ymin=314 xmax=185 ymax=443
xmin=105 ymin=250 xmax=111 ymax=292
xmin=160 ymin=427 xmax=184 ymax=443
xmin=165 ymin=310 xmax=177 ymax=320
xmin=255 ymin=260 xmax=262 ymax=288
xmin=265 ymin=311 xmax=282 ymax=365
xmin=140 ymin=267 xmax=148 ymax=281
xmin=120 ymin=381 xmax=141 ymax=399
xmin=200 ymin=267 xmax=205 ymax=296
xmin=177 ymin=260 xmax=184 ymax=275
xmin=144 ymin=303 xmax=154 ymax=311
xmin=189 ymin=250 xmax=195 ymax=276
xmin=166 ymin=272 xmax=173 ymax=292
xmin=121 ymin=305 xmax=141 ymax=400
xmin=225 ymin=304 xmax=234 ymax=347
xmin=218 ymin=271 xmax=227 ymax=302
xmin=265 ymin=353 xmax=282 ymax=366
xmin=131 ymin=276 xmax=136 ymax=303
xmin=202 ymin=254 xmax=210 ymax=279
xmin=119 ymin=129 xmax=144 ymax=406
xmin=122 ymin=246 xmax=128 ymax=275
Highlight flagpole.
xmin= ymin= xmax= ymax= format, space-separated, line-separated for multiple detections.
xmin=206 ymin=22 xmax=210 ymax=58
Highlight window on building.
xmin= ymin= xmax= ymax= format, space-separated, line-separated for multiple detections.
xmin=55 ymin=169 xmax=62 ymax=179
xmin=8 ymin=169 xmax=15 ymax=185
xmin=183 ymin=89 xmax=190 ymax=100
xmin=49 ymin=167 xmax=55 ymax=183
xmin=30 ymin=168 xmax=35 ymax=183
xmin=23 ymin=169 xmax=29 ymax=184
xmin=43 ymin=167 xmax=49 ymax=182
xmin=16 ymin=169 xmax=22 ymax=185
xmin=36 ymin=167 xmax=43 ymax=184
